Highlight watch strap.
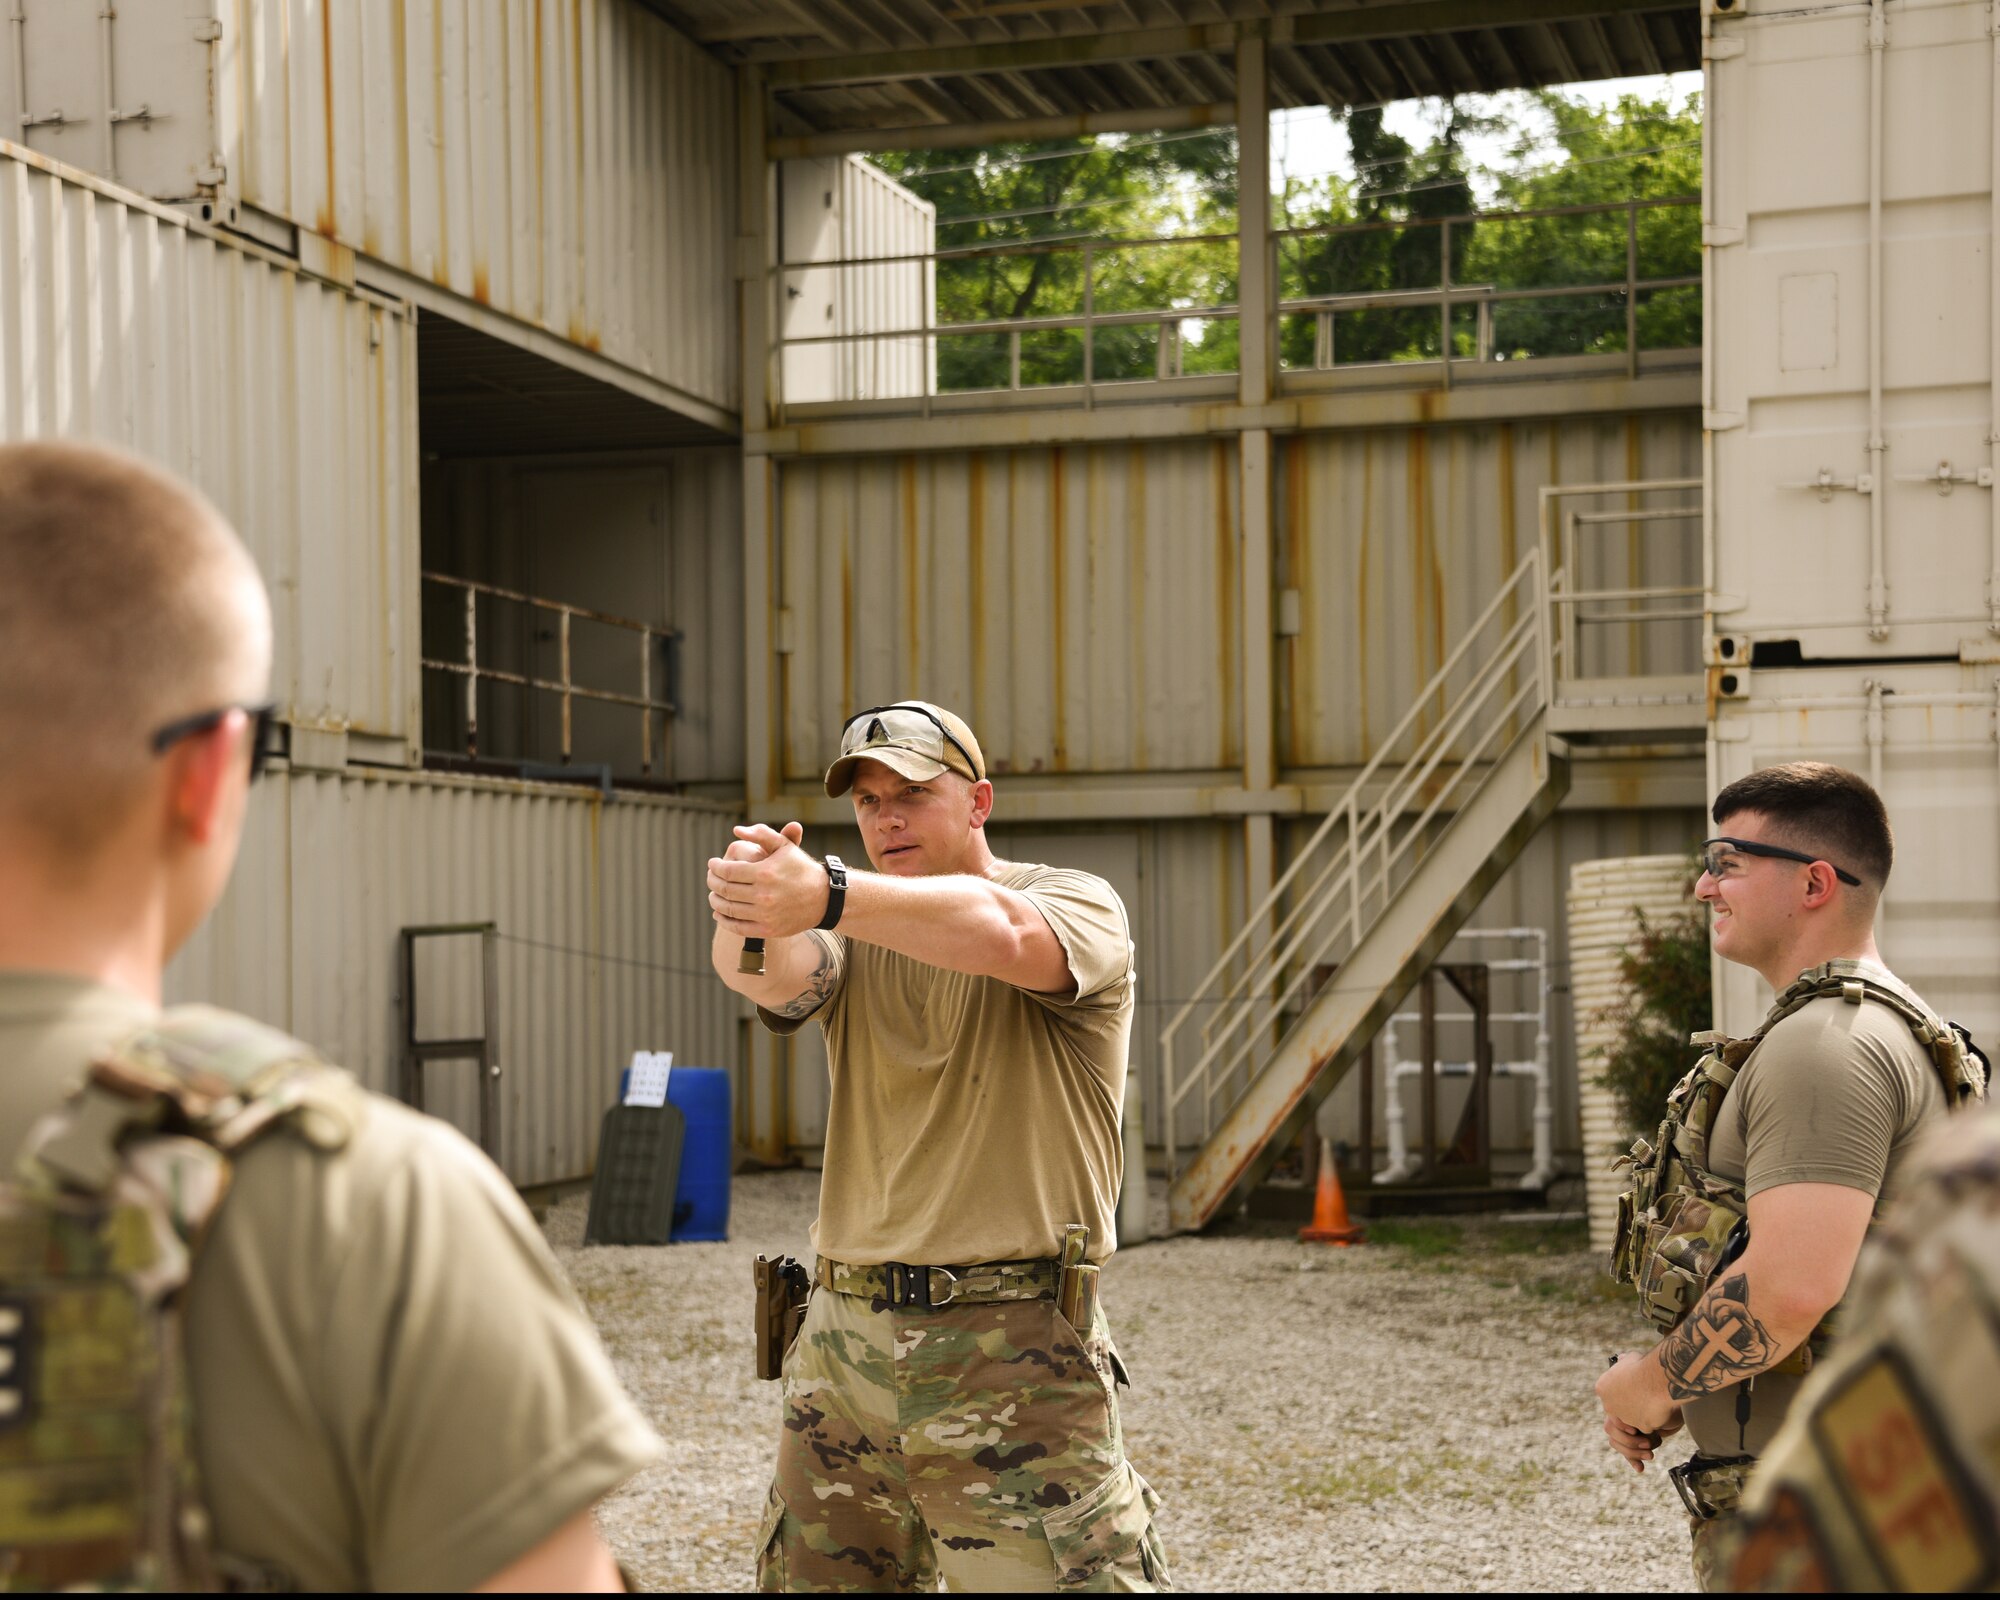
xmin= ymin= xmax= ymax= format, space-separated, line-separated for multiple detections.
xmin=816 ymin=854 xmax=848 ymax=930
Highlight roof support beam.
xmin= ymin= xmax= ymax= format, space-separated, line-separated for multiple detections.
xmin=767 ymin=98 xmax=1232 ymax=159
xmin=763 ymin=2 xmax=1690 ymax=90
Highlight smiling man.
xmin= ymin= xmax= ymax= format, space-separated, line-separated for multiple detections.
xmin=1597 ymin=762 xmax=1984 ymax=1589
xmin=707 ymin=701 xmax=1169 ymax=1594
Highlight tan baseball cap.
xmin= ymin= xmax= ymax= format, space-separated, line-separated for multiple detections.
xmin=824 ymin=701 xmax=987 ymax=798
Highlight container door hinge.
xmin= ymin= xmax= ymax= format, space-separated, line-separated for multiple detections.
xmin=196 ymin=163 xmax=226 ymax=187
xmin=1704 ymin=410 xmax=1745 ymax=432
xmin=193 ymin=19 xmax=222 ymax=42
xmin=1704 ymin=36 xmax=1746 ymax=62
xmin=1702 ymin=224 xmax=1744 ymax=247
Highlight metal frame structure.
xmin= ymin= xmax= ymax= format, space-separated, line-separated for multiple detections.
xmin=399 ymin=922 xmax=502 ymax=1162
xmin=422 ymin=571 xmax=682 ymax=776
xmin=771 ymin=195 xmax=1697 ymax=415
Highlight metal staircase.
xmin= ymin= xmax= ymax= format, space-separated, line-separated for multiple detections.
xmin=1161 ymin=547 xmax=1572 ymax=1233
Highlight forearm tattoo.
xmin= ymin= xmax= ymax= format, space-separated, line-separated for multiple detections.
xmin=772 ymin=935 xmax=838 ymax=1019
xmin=1658 ymin=1271 xmax=1778 ymax=1399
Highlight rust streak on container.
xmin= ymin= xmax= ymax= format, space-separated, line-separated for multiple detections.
xmin=1284 ymin=438 xmax=1307 ymax=771
xmin=318 ymin=1 xmax=337 ymax=238
xmin=1051 ymin=448 xmax=1069 ymax=772
xmin=967 ymin=454 xmax=986 ymax=727
xmin=1359 ymin=442 xmax=1374 ymax=759
xmin=433 ymin=0 xmax=450 ymax=286
xmin=572 ymin=0 xmax=586 ymax=326
xmin=901 ymin=456 xmax=919 ymax=687
xmin=472 ymin=267 xmax=491 ymax=305
xmin=533 ymin=0 xmax=545 ymax=319
xmin=1214 ymin=440 xmax=1237 ymax=767
xmin=1128 ymin=445 xmax=1148 ymax=771
xmin=840 ymin=505 xmax=854 ymax=724
xmin=382 ymin=0 xmax=407 ymax=263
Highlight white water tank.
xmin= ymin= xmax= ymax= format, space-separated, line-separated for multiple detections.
xmin=1566 ymin=855 xmax=1699 ymax=1256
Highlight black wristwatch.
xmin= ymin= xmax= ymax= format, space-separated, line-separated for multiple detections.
xmin=817 ymin=854 xmax=848 ymax=930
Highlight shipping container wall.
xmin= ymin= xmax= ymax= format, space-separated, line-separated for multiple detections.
xmin=0 ymin=1 xmax=739 ymax=415
xmin=1709 ymin=665 xmax=2000 ymax=1042
xmin=777 ymin=440 xmax=1243 ymax=782
xmin=421 ymin=448 xmax=745 ymax=788
xmin=167 ymin=767 xmax=743 ymax=1188
xmin=0 ymin=139 xmax=420 ymax=746
xmin=1709 ymin=0 xmax=1999 ymax=657
xmin=1279 ymin=411 xmax=1702 ymax=770
xmin=781 ymin=156 xmax=935 ymax=405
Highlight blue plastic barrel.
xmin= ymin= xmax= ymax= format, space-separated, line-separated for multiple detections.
xmin=666 ymin=1067 xmax=731 ymax=1242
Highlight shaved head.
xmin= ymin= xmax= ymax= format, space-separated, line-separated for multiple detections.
xmin=0 ymin=441 xmax=270 ymax=852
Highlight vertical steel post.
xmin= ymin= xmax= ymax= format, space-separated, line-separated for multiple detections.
xmin=639 ymin=628 xmax=653 ymax=775
xmin=463 ymin=585 xmax=479 ymax=757
xmin=1010 ymin=327 xmax=1022 ymax=390
xmin=1082 ymin=243 xmax=1095 ymax=405
xmin=479 ymin=926 xmax=501 ymax=1163
xmin=1439 ymin=218 xmax=1453 ymax=387
xmin=1357 ymin=1034 xmax=1375 ymax=1188
xmin=1419 ymin=970 xmax=1438 ymax=1177
xmin=1626 ymin=198 xmax=1640 ymax=380
xmin=558 ymin=609 xmax=573 ymax=762
xmin=400 ymin=928 xmax=421 ymax=1110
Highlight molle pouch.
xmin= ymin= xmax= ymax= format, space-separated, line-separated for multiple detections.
xmin=1638 ymin=1190 xmax=1745 ymax=1333
xmin=754 ymin=1255 xmax=811 ymax=1381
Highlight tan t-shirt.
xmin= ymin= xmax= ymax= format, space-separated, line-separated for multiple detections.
xmin=1684 ymin=964 xmax=1950 ymax=1457
xmin=761 ymin=861 xmax=1134 ymax=1267
xmin=0 ymin=970 xmax=662 ymax=1592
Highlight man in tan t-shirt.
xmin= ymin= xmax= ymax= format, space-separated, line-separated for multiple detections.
xmin=708 ymin=701 xmax=1169 ymax=1592
xmin=0 ymin=441 xmax=661 ymax=1590
xmin=1594 ymin=761 xmax=1960 ymax=1588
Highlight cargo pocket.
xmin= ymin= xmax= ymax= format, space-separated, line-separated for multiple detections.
xmin=754 ymin=1485 xmax=788 ymax=1594
xmin=1042 ymin=1461 xmax=1171 ymax=1592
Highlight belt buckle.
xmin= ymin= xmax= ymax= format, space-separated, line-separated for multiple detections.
xmin=884 ymin=1263 xmax=958 ymax=1309
xmin=1670 ymin=1458 xmax=1717 ymax=1521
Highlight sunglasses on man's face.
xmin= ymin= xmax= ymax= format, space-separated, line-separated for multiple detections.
xmin=1699 ymin=835 xmax=1862 ymax=888
xmin=151 ymin=702 xmax=281 ymax=782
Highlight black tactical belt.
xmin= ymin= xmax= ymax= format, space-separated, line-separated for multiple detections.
xmin=815 ymin=1254 xmax=1061 ymax=1309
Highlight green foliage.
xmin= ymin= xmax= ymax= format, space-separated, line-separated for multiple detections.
xmin=866 ymin=84 xmax=1701 ymax=395
xmin=1593 ymin=905 xmax=1714 ymax=1138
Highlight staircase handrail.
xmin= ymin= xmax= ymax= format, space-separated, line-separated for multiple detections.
xmin=1160 ymin=546 xmax=1553 ymax=1172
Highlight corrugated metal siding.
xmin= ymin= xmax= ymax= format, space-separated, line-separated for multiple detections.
xmin=422 ymin=448 xmax=745 ymax=785
xmin=1713 ymin=664 xmax=2000 ymax=1044
xmin=1279 ymin=413 xmax=1702 ymax=769
xmin=0 ymin=139 xmax=420 ymax=742
xmin=224 ymin=0 xmax=737 ymax=414
xmin=1710 ymin=0 xmax=1995 ymax=657
xmin=777 ymin=440 xmax=1241 ymax=780
xmin=781 ymin=155 xmax=934 ymax=405
xmin=166 ymin=767 xmax=743 ymax=1188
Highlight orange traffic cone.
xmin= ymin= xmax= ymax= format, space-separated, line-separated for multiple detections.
xmin=1299 ymin=1134 xmax=1366 ymax=1245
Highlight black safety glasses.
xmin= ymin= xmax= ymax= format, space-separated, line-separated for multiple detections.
xmin=151 ymin=702 xmax=281 ymax=782
xmin=1700 ymin=835 xmax=1862 ymax=888
xmin=841 ymin=702 xmax=983 ymax=781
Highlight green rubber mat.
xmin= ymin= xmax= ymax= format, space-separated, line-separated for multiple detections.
xmin=584 ymin=1102 xmax=686 ymax=1246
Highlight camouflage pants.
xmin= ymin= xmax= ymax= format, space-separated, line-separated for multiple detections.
xmin=1690 ymin=1509 xmax=1740 ymax=1592
xmin=755 ymin=1283 xmax=1170 ymax=1593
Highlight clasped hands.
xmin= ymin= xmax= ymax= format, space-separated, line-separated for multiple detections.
xmin=1595 ymin=1350 xmax=1682 ymax=1474
xmin=707 ymin=822 xmax=831 ymax=940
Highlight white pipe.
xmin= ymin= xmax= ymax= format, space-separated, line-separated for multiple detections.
xmin=1867 ymin=0 xmax=1890 ymax=639
xmin=1865 ymin=678 xmax=1887 ymax=956
xmin=1372 ymin=928 xmax=1556 ymax=1187
xmin=97 ymin=4 xmax=113 ymax=179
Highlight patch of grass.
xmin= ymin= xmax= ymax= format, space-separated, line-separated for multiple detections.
xmin=1487 ymin=1217 xmax=1591 ymax=1256
xmin=1366 ymin=1218 xmax=1465 ymax=1257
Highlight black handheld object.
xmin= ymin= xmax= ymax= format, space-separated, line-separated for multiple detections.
xmin=739 ymin=937 xmax=766 ymax=975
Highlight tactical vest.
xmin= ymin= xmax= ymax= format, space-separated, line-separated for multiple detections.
xmin=1611 ymin=961 xmax=1988 ymax=1363
xmin=0 ymin=1007 xmax=357 ymax=1592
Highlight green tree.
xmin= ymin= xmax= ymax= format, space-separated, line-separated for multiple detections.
xmin=864 ymin=84 xmax=1702 ymax=394
xmin=1594 ymin=905 xmax=1713 ymax=1138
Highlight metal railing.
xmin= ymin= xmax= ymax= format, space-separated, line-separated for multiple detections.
xmin=772 ymin=195 xmax=1698 ymax=408
xmin=1538 ymin=479 xmax=1704 ymax=684
xmin=1159 ymin=546 xmax=1555 ymax=1170
xmin=422 ymin=572 xmax=679 ymax=776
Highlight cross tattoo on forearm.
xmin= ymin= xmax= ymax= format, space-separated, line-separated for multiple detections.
xmin=1659 ymin=1272 xmax=1776 ymax=1399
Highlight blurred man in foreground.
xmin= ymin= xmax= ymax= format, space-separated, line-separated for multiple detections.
xmin=0 ymin=440 xmax=659 ymax=1590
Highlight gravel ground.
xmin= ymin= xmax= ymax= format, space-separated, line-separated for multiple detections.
xmin=547 ymin=1172 xmax=1700 ymax=1593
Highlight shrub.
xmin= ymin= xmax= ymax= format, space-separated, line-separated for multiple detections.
xmin=1593 ymin=907 xmax=1713 ymax=1137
